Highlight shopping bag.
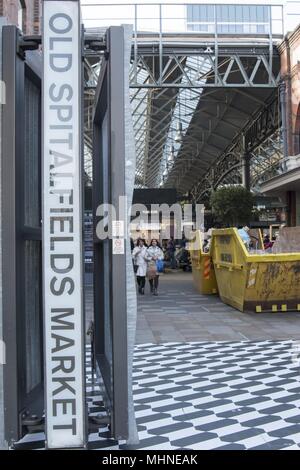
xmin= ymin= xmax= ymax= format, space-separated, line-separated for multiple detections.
xmin=156 ymin=259 xmax=164 ymax=273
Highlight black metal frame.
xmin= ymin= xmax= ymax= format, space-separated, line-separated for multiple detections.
xmin=2 ymin=26 xmax=43 ymax=445
xmin=92 ymin=27 xmax=129 ymax=440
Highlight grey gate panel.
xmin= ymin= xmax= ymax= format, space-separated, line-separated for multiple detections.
xmin=93 ymin=26 xmax=133 ymax=441
xmin=1 ymin=26 xmax=43 ymax=445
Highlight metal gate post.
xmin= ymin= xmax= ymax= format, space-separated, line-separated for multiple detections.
xmin=0 ymin=16 xmax=8 ymax=451
xmin=1 ymin=24 xmax=44 ymax=448
xmin=2 ymin=25 xmax=25 ymax=447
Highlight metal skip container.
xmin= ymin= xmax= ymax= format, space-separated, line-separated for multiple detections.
xmin=211 ymin=227 xmax=300 ymax=313
xmin=189 ymin=231 xmax=218 ymax=295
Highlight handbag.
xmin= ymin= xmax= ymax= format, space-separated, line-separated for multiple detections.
xmin=132 ymin=259 xmax=138 ymax=273
xmin=156 ymin=259 xmax=164 ymax=273
xmin=147 ymin=261 xmax=157 ymax=279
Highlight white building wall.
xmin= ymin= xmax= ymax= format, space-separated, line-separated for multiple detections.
xmin=285 ymin=1 xmax=300 ymax=34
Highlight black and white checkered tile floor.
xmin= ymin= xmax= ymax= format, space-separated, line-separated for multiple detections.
xmin=18 ymin=340 xmax=300 ymax=450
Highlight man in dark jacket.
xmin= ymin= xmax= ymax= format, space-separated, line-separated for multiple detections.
xmin=167 ymin=236 xmax=176 ymax=269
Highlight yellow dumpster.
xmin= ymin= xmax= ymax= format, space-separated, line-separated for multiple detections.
xmin=210 ymin=227 xmax=300 ymax=313
xmin=189 ymin=231 xmax=218 ymax=295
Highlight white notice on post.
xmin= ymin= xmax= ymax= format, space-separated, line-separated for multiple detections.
xmin=113 ymin=238 xmax=125 ymax=254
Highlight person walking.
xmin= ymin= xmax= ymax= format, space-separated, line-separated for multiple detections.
xmin=167 ymin=236 xmax=176 ymax=269
xmin=147 ymin=239 xmax=164 ymax=296
xmin=132 ymin=238 xmax=148 ymax=295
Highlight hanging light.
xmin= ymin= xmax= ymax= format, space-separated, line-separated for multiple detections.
xmin=174 ymin=121 xmax=183 ymax=143
xmin=167 ymin=145 xmax=175 ymax=163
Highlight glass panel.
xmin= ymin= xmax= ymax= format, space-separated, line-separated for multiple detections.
xmin=25 ymin=240 xmax=42 ymax=393
xmin=218 ymin=24 xmax=229 ymax=34
xmin=256 ymin=6 xmax=265 ymax=22
xmin=199 ymin=5 xmax=207 ymax=21
xmin=216 ymin=5 xmax=222 ymax=22
xmin=264 ymin=6 xmax=270 ymax=21
xmin=187 ymin=5 xmax=193 ymax=22
xmin=236 ymin=6 xmax=243 ymax=22
xmin=24 ymin=76 xmax=40 ymax=228
xmin=221 ymin=5 xmax=229 ymax=22
xmin=228 ymin=5 xmax=236 ymax=23
xmin=257 ymin=25 xmax=265 ymax=34
xmin=185 ymin=3 xmax=273 ymax=35
xmin=199 ymin=24 xmax=209 ymax=32
xmin=242 ymin=5 xmax=250 ymax=22
xmin=243 ymin=23 xmax=250 ymax=34
xmin=207 ymin=5 xmax=214 ymax=22
xmin=249 ymin=5 xmax=257 ymax=22
xmin=18 ymin=0 xmax=24 ymax=31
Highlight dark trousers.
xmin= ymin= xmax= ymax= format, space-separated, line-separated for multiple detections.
xmin=149 ymin=275 xmax=159 ymax=289
xmin=137 ymin=276 xmax=145 ymax=288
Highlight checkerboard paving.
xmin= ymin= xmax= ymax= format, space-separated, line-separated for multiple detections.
xmin=16 ymin=340 xmax=300 ymax=450
xmin=86 ymin=340 xmax=300 ymax=450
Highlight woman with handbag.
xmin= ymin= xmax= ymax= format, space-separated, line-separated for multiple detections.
xmin=132 ymin=238 xmax=148 ymax=295
xmin=146 ymin=239 xmax=164 ymax=296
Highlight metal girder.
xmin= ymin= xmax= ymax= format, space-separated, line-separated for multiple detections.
xmin=164 ymin=90 xmax=238 ymax=191
xmin=130 ymin=47 xmax=280 ymax=89
xmin=190 ymin=96 xmax=282 ymax=203
xmin=250 ymin=129 xmax=284 ymax=189
xmin=245 ymin=96 xmax=280 ymax=151
xmin=82 ymin=29 xmax=281 ymax=190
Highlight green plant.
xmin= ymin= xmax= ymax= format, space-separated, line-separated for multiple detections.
xmin=210 ymin=186 xmax=254 ymax=227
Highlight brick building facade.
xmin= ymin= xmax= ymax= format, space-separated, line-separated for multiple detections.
xmin=279 ymin=25 xmax=300 ymax=157
xmin=261 ymin=24 xmax=300 ymax=226
xmin=0 ymin=0 xmax=41 ymax=34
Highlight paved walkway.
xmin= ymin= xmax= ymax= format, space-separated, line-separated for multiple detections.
xmin=16 ymin=271 xmax=300 ymax=450
xmin=136 ymin=271 xmax=300 ymax=343
xmin=18 ymin=342 xmax=300 ymax=450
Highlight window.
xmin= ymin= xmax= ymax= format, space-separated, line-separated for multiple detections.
xmin=18 ymin=0 xmax=26 ymax=32
xmin=186 ymin=4 xmax=270 ymax=35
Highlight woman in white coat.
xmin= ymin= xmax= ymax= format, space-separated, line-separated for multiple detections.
xmin=147 ymin=239 xmax=164 ymax=296
xmin=132 ymin=238 xmax=148 ymax=295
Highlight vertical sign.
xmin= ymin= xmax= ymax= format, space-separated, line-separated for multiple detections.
xmin=42 ymin=1 xmax=85 ymax=448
